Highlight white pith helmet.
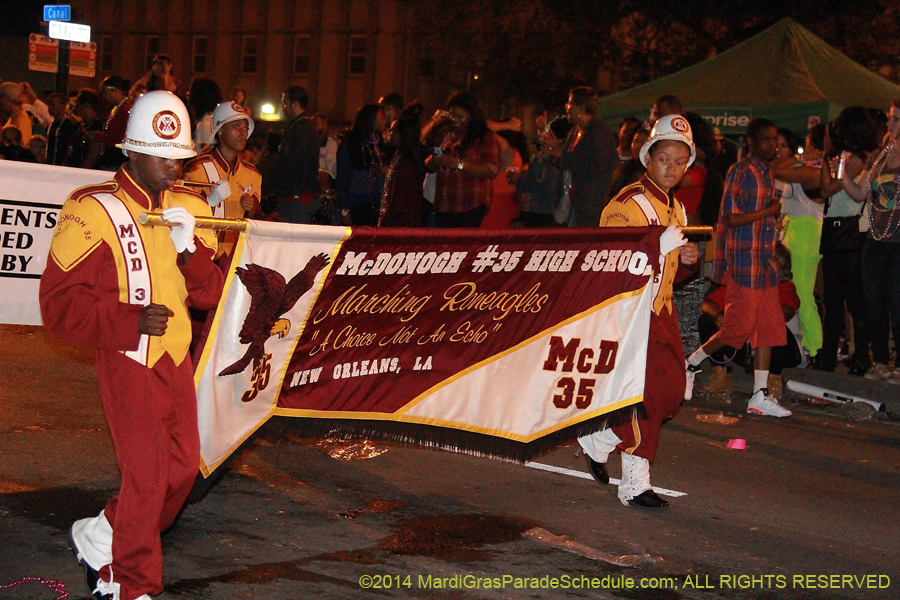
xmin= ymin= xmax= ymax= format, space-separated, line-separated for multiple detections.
xmin=640 ymin=114 xmax=696 ymax=168
xmin=210 ymin=101 xmax=254 ymax=143
xmin=117 ymin=90 xmax=197 ymax=159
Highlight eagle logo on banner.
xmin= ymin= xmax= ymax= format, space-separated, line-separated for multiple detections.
xmin=218 ymin=253 xmax=330 ymax=378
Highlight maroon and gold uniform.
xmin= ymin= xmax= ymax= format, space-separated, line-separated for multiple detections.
xmin=39 ymin=167 xmax=223 ymax=598
xmin=183 ymin=147 xmax=262 ymax=256
xmin=586 ymin=173 xmax=696 ymax=464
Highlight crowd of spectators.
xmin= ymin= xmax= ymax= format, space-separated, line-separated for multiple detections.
xmin=2 ymin=57 xmax=898 ymax=386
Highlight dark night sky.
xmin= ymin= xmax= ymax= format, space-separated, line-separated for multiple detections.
xmin=0 ymin=0 xmax=50 ymax=35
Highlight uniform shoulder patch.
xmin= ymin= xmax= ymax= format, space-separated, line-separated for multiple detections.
xmin=601 ymin=211 xmax=631 ymax=224
xmin=614 ymin=183 xmax=643 ymax=203
xmin=240 ymin=160 xmax=261 ymax=176
xmin=170 ymin=185 xmax=207 ymax=201
xmin=183 ymin=154 xmax=214 ymax=171
xmin=70 ymin=181 xmax=118 ymax=203
xmin=50 ymin=196 xmax=108 ymax=271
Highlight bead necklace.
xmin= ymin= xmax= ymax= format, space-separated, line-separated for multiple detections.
xmin=567 ymin=128 xmax=584 ymax=153
xmin=378 ymin=151 xmax=402 ymax=225
xmin=864 ymin=142 xmax=900 ymax=241
xmin=363 ymin=134 xmax=385 ymax=200
xmin=100 ymin=97 xmax=128 ymax=156
xmin=437 ymin=130 xmax=456 ymax=173
xmin=0 ymin=576 xmax=70 ymax=599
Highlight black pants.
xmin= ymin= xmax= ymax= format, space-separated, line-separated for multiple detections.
xmin=820 ymin=250 xmax=869 ymax=370
xmin=511 ymin=212 xmax=555 ymax=228
xmin=698 ymin=314 xmax=802 ymax=375
xmin=350 ymin=202 xmax=380 ymax=227
xmin=862 ymin=238 xmax=900 ymax=365
xmin=435 ymin=205 xmax=488 ymax=228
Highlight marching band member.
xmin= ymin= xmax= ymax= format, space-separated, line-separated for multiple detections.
xmin=182 ymin=101 xmax=262 ymax=257
xmin=579 ymin=115 xmax=699 ymax=508
xmin=40 ymin=91 xmax=224 ymax=600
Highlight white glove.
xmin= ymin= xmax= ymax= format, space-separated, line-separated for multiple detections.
xmin=206 ymin=179 xmax=231 ymax=207
xmin=659 ymin=223 xmax=687 ymax=256
xmin=162 ymin=206 xmax=197 ymax=254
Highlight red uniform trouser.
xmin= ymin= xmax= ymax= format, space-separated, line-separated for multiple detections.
xmin=95 ymin=350 xmax=199 ymax=599
xmin=611 ymin=307 xmax=685 ymax=464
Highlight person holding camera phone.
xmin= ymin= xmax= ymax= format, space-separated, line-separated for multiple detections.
xmin=131 ymin=54 xmax=177 ymax=95
xmin=839 ymin=102 xmax=900 ymax=384
xmin=816 ymin=108 xmax=880 ymax=375
xmin=425 ymin=92 xmax=500 ymax=228
xmin=539 ymin=86 xmax=619 ymax=226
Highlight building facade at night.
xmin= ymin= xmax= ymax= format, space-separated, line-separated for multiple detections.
xmin=70 ymin=0 xmax=449 ymax=122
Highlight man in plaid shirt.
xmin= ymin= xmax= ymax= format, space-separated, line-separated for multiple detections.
xmin=685 ymin=118 xmax=792 ymax=417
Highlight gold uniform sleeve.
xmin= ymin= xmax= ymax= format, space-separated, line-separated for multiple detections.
xmin=599 ymin=196 xmax=647 ymax=228
xmin=49 ymin=198 xmax=108 ymax=271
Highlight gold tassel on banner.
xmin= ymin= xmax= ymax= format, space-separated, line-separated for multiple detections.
xmin=138 ymin=212 xmax=249 ymax=233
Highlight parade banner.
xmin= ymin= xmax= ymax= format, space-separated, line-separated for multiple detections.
xmin=0 ymin=161 xmax=107 ymax=325
xmin=196 ymin=221 xmax=662 ymax=475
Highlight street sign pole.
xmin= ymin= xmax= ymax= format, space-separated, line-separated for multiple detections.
xmin=44 ymin=4 xmax=72 ymax=94
xmin=56 ymin=39 xmax=69 ymax=97
xmin=47 ymin=17 xmax=90 ymax=97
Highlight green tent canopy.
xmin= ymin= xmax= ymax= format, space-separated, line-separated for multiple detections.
xmin=595 ymin=18 xmax=900 ymax=135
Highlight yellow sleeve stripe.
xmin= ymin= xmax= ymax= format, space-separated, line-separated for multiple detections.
xmin=50 ymin=239 xmax=103 ymax=272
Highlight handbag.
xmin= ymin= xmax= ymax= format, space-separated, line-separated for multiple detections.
xmin=819 ymin=195 xmax=862 ymax=253
xmin=553 ymin=169 xmax=572 ymax=225
xmin=819 ymin=216 xmax=861 ymax=252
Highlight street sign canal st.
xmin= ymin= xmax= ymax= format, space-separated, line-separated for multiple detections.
xmin=43 ymin=5 xmax=71 ymax=21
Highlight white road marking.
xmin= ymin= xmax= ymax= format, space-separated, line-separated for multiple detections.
xmin=524 ymin=461 xmax=688 ymax=498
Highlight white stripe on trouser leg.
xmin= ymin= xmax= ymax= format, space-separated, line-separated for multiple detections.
xmin=618 ymin=453 xmax=652 ymax=506
xmin=71 ymin=509 xmax=113 ymax=570
xmin=577 ymin=428 xmax=622 ymax=464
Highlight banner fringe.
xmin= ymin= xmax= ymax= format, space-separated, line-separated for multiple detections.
xmin=261 ymin=403 xmax=646 ymax=464
xmin=188 ymin=403 xmax=647 ymax=501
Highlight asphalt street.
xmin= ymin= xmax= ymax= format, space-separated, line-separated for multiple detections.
xmin=1 ymin=324 xmax=898 ymax=600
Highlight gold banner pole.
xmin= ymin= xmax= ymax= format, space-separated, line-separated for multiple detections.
xmin=682 ymin=226 xmax=714 ymax=241
xmin=139 ymin=213 xmax=708 ymax=239
xmin=179 ymin=180 xmax=217 ymax=189
xmin=138 ymin=212 xmax=249 ymax=233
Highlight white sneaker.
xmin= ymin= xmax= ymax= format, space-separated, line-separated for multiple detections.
xmin=685 ymin=361 xmax=701 ymax=400
xmin=864 ymin=363 xmax=892 ymax=381
xmin=747 ymin=389 xmax=792 ymax=417
xmin=93 ymin=576 xmax=121 ymax=599
xmin=886 ymin=368 xmax=900 ymax=386
xmin=91 ymin=575 xmax=150 ymax=600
